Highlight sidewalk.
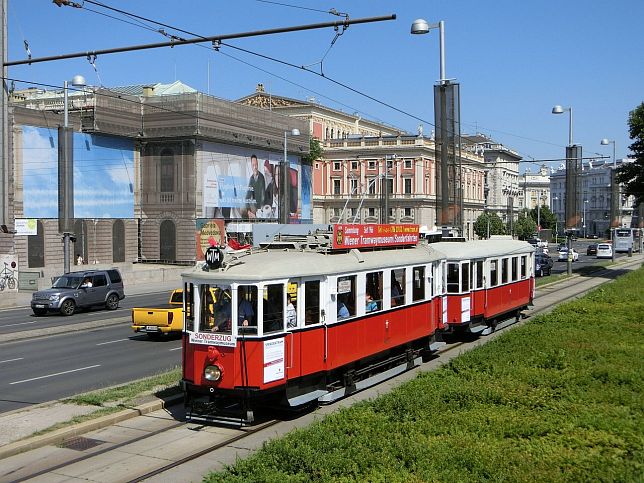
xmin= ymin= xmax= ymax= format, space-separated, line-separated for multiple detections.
xmin=0 ymin=262 xmax=192 ymax=310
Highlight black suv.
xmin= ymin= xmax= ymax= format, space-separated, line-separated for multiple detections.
xmin=535 ymin=253 xmax=554 ymax=277
xmin=586 ymin=243 xmax=598 ymax=256
xmin=31 ymin=269 xmax=125 ymax=316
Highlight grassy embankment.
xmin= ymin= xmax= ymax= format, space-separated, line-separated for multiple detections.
xmin=207 ymin=267 xmax=644 ymax=482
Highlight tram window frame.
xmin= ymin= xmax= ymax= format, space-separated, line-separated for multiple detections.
xmin=237 ymin=285 xmax=258 ymax=335
xmin=490 ymin=260 xmax=498 ymax=287
xmin=428 ymin=263 xmax=434 ymax=298
xmin=412 ymin=266 xmax=425 ymax=301
xmin=263 ymin=283 xmax=284 ymax=334
xmin=366 ymin=271 xmax=383 ymax=313
xmin=520 ymin=255 xmax=527 ymax=278
xmin=200 ymin=284 xmax=216 ymax=332
xmin=461 ymin=262 xmax=470 ymax=292
xmin=185 ymin=282 xmax=194 ymax=331
xmin=336 ymin=275 xmax=356 ymax=319
xmin=475 ymin=260 xmax=484 ymax=289
xmin=501 ymin=258 xmax=509 ymax=284
xmin=304 ymin=280 xmax=321 ymax=326
xmin=447 ymin=263 xmax=460 ymax=294
xmin=390 ymin=268 xmax=406 ymax=306
xmin=511 ymin=256 xmax=518 ymax=282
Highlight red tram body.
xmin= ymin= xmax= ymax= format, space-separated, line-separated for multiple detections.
xmin=180 ymin=227 xmax=534 ymax=425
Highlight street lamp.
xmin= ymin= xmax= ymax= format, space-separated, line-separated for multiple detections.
xmin=600 ymin=138 xmax=616 ymax=167
xmin=552 ymin=105 xmax=573 ymax=146
xmin=280 ymin=128 xmax=300 ymax=224
xmin=410 ymin=19 xmax=446 ymax=83
xmin=583 ymin=199 xmax=588 ymax=238
xmin=552 ymin=104 xmax=574 ymax=275
xmin=60 ymin=74 xmax=86 ymax=274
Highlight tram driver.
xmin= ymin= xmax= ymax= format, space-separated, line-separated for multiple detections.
xmin=211 ymin=288 xmax=232 ymax=332
xmin=238 ymin=286 xmax=256 ymax=327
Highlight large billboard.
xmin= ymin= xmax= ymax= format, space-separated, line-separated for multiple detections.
xmin=199 ymin=142 xmax=312 ymax=223
xmin=21 ymin=126 xmax=135 ymax=219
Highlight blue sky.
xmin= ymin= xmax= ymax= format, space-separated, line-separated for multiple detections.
xmin=8 ymin=1 xmax=643 ymax=173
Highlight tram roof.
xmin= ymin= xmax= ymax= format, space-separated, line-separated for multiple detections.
xmin=182 ymin=243 xmax=445 ymax=282
xmin=431 ymin=239 xmax=535 ymax=260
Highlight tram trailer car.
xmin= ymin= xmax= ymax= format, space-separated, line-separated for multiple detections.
xmin=180 ymin=237 xmax=445 ymax=425
xmin=432 ymin=240 xmax=535 ymax=335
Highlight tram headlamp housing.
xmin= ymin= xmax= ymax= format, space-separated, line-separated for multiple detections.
xmin=204 ymin=364 xmax=222 ymax=382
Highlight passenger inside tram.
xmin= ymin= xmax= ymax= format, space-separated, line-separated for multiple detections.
xmin=238 ymin=285 xmax=257 ymax=333
xmin=211 ymin=288 xmax=232 ymax=332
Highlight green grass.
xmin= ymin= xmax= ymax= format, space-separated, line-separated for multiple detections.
xmin=64 ymin=367 xmax=182 ymax=407
xmin=206 ymin=268 xmax=644 ymax=482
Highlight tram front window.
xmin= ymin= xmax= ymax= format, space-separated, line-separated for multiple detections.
xmin=263 ymin=284 xmax=284 ymax=333
xmin=237 ymin=285 xmax=258 ymax=335
xmin=199 ymin=284 xmax=232 ymax=333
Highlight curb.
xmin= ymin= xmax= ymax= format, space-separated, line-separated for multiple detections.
xmin=0 ymin=394 xmax=184 ymax=460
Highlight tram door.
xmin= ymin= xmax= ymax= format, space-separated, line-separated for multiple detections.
xmin=471 ymin=259 xmax=485 ymax=318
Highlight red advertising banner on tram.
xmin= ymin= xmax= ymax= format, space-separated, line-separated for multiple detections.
xmin=332 ymin=224 xmax=420 ymax=250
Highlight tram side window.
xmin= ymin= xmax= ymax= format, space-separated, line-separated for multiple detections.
xmin=337 ymin=275 xmax=356 ymax=319
xmin=501 ymin=258 xmax=509 ymax=284
xmin=391 ymin=268 xmax=406 ymax=306
xmin=447 ymin=263 xmax=460 ymax=293
xmin=413 ymin=266 xmax=425 ymax=301
xmin=490 ymin=260 xmax=498 ymax=287
xmin=511 ymin=257 xmax=518 ymax=281
xmin=462 ymin=263 xmax=470 ymax=292
xmin=304 ymin=281 xmax=320 ymax=325
xmin=520 ymin=256 xmax=527 ymax=278
xmin=185 ymin=283 xmax=194 ymax=331
xmin=238 ymin=285 xmax=258 ymax=334
xmin=476 ymin=261 xmax=484 ymax=289
xmin=263 ymin=284 xmax=284 ymax=334
xmin=366 ymin=271 xmax=383 ymax=312
xmin=200 ymin=284 xmax=215 ymax=331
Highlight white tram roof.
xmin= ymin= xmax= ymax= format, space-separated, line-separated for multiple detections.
xmin=182 ymin=243 xmax=445 ymax=283
xmin=431 ymin=239 xmax=535 ymax=261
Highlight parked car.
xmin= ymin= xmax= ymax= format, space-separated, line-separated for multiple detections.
xmin=31 ymin=269 xmax=125 ymax=316
xmin=596 ymin=243 xmax=613 ymax=259
xmin=558 ymin=247 xmax=579 ymax=262
xmin=535 ymin=253 xmax=554 ymax=276
xmin=586 ymin=243 xmax=598 ymax=256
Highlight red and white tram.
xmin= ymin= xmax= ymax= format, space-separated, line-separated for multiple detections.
xmin=180 ymin=225 xmax=444 ymax=425
xmin=433 ymin=239 xmax=535 ymax=334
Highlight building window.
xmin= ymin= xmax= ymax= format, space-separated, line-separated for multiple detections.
xmin=387 ymin=159 xmax=393 ymax=169
xmin=404 ymin=159 xmax=412 ymax=169
xmin=160 ymin=148 xmax=174 ymax=193
xmin=333 ymin=208 xmax=342 ymax=217
xmin=160 ymin=219 xmax=176 ymax=262
xmin=387 ymin=178 xmax=394 ymax=194
xmin=350 ymin=178 xmax=358 ymax=193
xmin=368 ymin=207 xmax=376 ymax=217
xmin=112 ymin=220 xmax=125 ymax=263
xmin=368 ymin=160 xmax=376 ymax=170
xmin=28 ymin=221 xmax=45 ymax=268
xmin=333 ymin=179 xmax=341 ymax=195
xmin=368 ymin=178 xmax=376 ymax=194
xmin=351 ymin=161 xmax=358 ymax=170
xmin=333 ymin=162 xmax=341 ymax=171
xmin=404 ymin=207 xmax=413 ymax=217
xmin=404 ymin=178 xmax=412 ymax=194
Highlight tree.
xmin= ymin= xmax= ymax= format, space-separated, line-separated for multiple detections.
xmin=303 ymin=138 xmax=323 ymax=164
xmin=528 ymin=205 xmax=557 ymax=231
xmin=514 ymin=212 xmax=537 ymax=240
xmin=473 ymin=212 xmax=505 ymax=239
xmin=616 ymin=102 xmax=644 ymax=205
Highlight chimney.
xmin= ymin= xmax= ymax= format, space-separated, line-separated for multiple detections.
xmin=143 ymin=85 xmax=155 ymax=97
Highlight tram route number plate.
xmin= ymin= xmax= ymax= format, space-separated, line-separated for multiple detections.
xmin=145 ymin=326 xmax=159 ymax=332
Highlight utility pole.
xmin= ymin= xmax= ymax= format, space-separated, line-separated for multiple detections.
xmin=1 ymin=0 xmax=7 ymax=230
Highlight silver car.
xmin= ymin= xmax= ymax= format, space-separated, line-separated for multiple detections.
xmin=31 ymin=269 xmax=125 ymax=316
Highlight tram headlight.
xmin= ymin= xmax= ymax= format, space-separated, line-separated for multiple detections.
xmin=204 ymin=365 xmax=222 ymax=382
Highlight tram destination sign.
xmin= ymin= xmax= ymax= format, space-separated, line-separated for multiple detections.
xmin=332 ymin=224 xmax=419 ymax=250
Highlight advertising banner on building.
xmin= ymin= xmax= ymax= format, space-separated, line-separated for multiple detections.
xmin=15 ymin=219 xmax=38 ymax=235
xmin=199 ymin=142 xmax=311 ymax=223
xmin=332 ymin=224 xmax=420 ymax=250
xmin=20 ymin=126 xmax=135 ymax=219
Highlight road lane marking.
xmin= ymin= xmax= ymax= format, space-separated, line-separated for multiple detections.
xmin=10 ymin=365 xmax=101 ymax=385
xmin=96 ymin=338 xmax=129 ymax=346
xmin=2 ymin=321 xmax=37 ymax=328
xmin=169 ymin=347 xmax=181 ymax=351
xmin=0 ymin=357 xmax=24 ymax=364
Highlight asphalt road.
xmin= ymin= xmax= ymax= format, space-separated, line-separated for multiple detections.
xmin=0 ymin=291 xmax=182 ymax=415
xmin=543 ymin=240 xmax=629 ymax=275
